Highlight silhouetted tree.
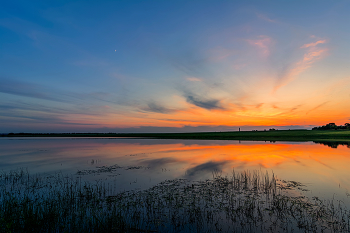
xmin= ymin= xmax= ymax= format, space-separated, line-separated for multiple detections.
xmin=312 ymin=123 xmax=350 ymax=130
xmin=345 ymin=123 xmax=350 ymax=130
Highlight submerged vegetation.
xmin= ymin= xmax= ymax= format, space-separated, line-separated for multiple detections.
xmin=1 ymin=169 xmax=350 ymax=232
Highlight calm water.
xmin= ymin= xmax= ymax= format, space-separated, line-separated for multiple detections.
xmin=1 ymin=137 xmax=350 ymax=206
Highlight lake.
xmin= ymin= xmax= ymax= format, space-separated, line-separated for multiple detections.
xmin=1 ymin=137 xmax=350 ymax=205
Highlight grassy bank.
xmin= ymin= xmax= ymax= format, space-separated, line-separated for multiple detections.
xmin=3 ymin=130 xmax=350 ymax=141
xmin=1 ymin=169 xmax=349 ymax=232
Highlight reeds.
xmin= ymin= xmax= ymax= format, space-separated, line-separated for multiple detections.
xmin=1 ymin=168 xmax=349 ymax=232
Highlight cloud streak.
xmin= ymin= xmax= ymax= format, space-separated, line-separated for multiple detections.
xmin=246 ymin=35 xmax=272 ymax=57
xmin=306 ymin=101 xmax=329 ymax=115
xmin=207 ymin=47 xmax=236 ymax=62
xmin=0 ymin=79 xmax=64 ymax=102
xmin=185 ymin=94 xmax=225 ymax=110
xmin=186 ymin=77 xmax=202 ymax=82
xmin=273 ymin=39 xmax=328 ymax=92
xmin=257 ymin=13 xmax=277 ymax=23
xmin=142 ymin=102 xmax=174 ymax=114
xmin=300 ymin=40 xmax=326 ymax=48
xmin=0 ymin=78 xmax=129 ymax=110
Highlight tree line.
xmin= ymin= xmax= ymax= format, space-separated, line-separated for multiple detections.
xmin=312 ymin=122 xmax=350 ymax=130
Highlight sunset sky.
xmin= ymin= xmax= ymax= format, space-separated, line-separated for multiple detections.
xmin=1 ymin=1 xmax=350 ymax=133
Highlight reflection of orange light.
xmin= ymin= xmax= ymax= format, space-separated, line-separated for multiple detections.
xmin=75 ymin=142 xmax=350 ymax=172
xmin=48 ymin=140 xmax=350 ymax=191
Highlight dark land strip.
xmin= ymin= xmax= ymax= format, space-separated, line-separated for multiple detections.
xmin=2 ymin=130 xmax=350 ymax=142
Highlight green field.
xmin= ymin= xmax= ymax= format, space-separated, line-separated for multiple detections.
xmin=4 ymin=130 xmax=350 ymax=141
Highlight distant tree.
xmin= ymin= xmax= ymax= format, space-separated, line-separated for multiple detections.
xmin=312 ymin=122 xmax=350 ymax=130
xmin=325 ymin=123 xmax=336 ymax=130
xmin=345 ymin=123 xmax=350 ymax=130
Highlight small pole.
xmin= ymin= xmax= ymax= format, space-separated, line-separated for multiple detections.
xmin=239 ymin=128 xmax=240 ymax=131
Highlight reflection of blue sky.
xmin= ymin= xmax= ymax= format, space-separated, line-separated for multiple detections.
xmin=1 ymin=1 xmax=350 ymax=132
xmin=139 ymin=157 xmax=180 ymax=169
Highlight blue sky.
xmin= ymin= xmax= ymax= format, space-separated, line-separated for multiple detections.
xmin=1 ymin=0 xmax=350 ymax=133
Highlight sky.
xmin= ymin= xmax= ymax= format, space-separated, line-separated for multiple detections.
xmin=1 ymin=0 xmax=350 ymax=133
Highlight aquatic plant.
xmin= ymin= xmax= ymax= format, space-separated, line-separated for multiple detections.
xmin=0 ymin=168 xmax=349 ymax=232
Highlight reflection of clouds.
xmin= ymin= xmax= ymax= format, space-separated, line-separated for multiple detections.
xmin=185 ymin=161 xmax=226 ymax=177
xmin=292 ymin=159 xmax=306 ymax=167
xmin=232 ymin=161 xmax=248 ymax=170
xmin=258 ymin=162 xmax=268 ymax=168
xmin=141 ymin=157 xmax=179 ymax=169
xmin=309 ymin=156 xmax=334 ymax=170
xmin=157 ymin=148 xmax=204 ymax=154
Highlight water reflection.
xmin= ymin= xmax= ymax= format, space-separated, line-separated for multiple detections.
xmin=1 ymin=138 xmax=350 ymax=204
xmin=313 ymin=140 xmax=350 ymax=148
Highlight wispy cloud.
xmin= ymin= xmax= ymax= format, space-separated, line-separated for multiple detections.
xmin=273 ymin=39 xmax=328 ymax=92
xmin=289 ymin=104 xmax=303 ymax=113
xmin=157 ymin=118 xmax=203 ymax=124
xmin=185 ymin=94 xmax=225 ymax=110
xmin=300 ymin=40 xmax=326 ymax=48
xmin=0 ymin=79 xmax=64 ymax=102
xmin=256 ymin=103 xmax=264 ymax=109
xmin=257 ymin=13 xmax=277 ymax=23
xmin=0 ymin=78 xmax=137 ymax=129
xmin=186 ymin=77 xmax=202 ymax=82
xmin=0 ymin=108 xmax=96 ymax=126
xmin=142 ymin=101 xmax=175 ymax=114
xmin=207 ymin=47 xmax=236 ymax=62
xmin=158 ymin=46 xmax=209 ymax=77
xmin=0 ymin=78 xmax=124 ymax=107
xmin=322 ymin=77 xmax=350 ymax=96
xmin=246 ymin=35 xmax=272 ymax=57
xmin=232 ymin=63 xmax=247 ymax=70
xmin=176 ymin=82 xmax=230 ymax=111
xmin=306 ymin=101 xmax=329 ymax=115
xmin=88 ymin=125 xmax=239 ymax=133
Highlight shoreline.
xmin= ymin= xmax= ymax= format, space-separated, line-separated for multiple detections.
xmin=2 ymin=129 xmax=350 ymax=141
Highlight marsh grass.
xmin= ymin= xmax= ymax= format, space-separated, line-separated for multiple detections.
xmin=1 ymin=169 xmax=349 ymax=232
xmin=76 ymin=164 xmax=148 ymax=176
